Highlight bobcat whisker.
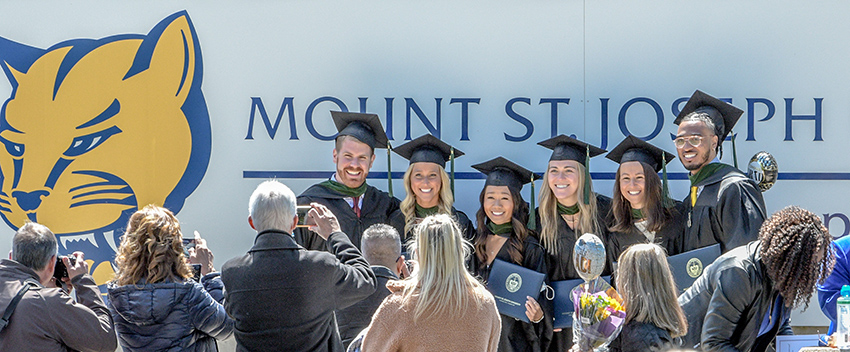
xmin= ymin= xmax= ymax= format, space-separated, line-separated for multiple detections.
xmin=70 ymin=196 xmax=136 ymax=209
xmin=71 ymin=186 xmax=132 ymax=200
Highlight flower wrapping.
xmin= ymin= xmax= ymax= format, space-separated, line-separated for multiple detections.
xmin=571 ymin=278 xmax=626 ymax=352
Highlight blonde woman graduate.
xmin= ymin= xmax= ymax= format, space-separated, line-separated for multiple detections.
xmin=535 ymin=135 xmax=611 ymax=352
xmin=468 ymin=157 xmax=549 ymax=352
xmin=387 ymin=134 xmax=475 ymax=242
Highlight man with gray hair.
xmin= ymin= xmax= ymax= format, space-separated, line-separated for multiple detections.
xmin=221 ymin=180 xmax=377 ymax=352
xmin=336 ymin=223 xmax=411 ymax=348
xmin=0 ymin=222 xmax=117 ymax=351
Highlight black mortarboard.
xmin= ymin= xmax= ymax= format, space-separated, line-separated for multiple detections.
xmin=393 ymin=134 xmax=464 ymax=168
xmin=471 ymin=157 xmax=540 ymax=193
xmin=331 ymin=111 xmax=389 ymax=149
xmin=673 ymin=90 xmax=743 ymax=142
xmin=537 ymin=135 xmax=606 ymax=164
xmin=605 ymin=135 xmax=676 ymax=172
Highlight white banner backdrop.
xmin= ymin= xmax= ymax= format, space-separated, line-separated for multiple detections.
xmin=0 ymin=0 xmax=848 ymax=327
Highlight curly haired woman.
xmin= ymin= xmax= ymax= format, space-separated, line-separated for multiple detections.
xmin=678 ymin=205 xmax=835 ymax=352
xmin=107 ymin=205 xmax=233 ymax=352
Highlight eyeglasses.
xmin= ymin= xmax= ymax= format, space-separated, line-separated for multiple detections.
xmin=674 ymin=135 xmax=704 ymax=149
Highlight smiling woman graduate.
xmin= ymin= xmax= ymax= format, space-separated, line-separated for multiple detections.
xmin=534 ymin=135 xmax=611 ymax=352
xmin=387 ymin=134 xmax=475 ymax=242
xmin=468 ymin=156 xmax=549 ymax=352
xmin=605 ymin=135 xmax=686 ymax=262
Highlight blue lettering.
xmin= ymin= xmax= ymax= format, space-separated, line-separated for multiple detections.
xmin=405 ymin=98 xmax=441 ymax=140
xmin=505 ymin=97 xmax=533 ymax=142
xmin=358 ymin=97 xmax=368 ymax=113
xmin=785 ymin=98 xmax=824 ymax=141
xmin=305 ymin=96 xmax=348 ymax=141
xmin=618 ymin=97 xmax=663 ymax=140
xmin=384 ymin=98 xmax=395 ymax=140
xmin=450 ymin=98 xmax=479 ymax=141
xmin=246 ymin=97 xmax=297 ymax=140
xmin=746 ymin=98 xmax=775 ymax=141
xmin=539 ymin=98 xmax=570 ymax=137
xmin=825 ymin=213 xmax=850 ymax=238
xmin=600 ymin=98 xmax=610 ymax=150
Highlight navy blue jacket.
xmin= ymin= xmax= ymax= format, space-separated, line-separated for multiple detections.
xmin=107 ymin=273 xmax=233 ymax=352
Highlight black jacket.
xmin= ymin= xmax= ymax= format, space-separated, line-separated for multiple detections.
xmin=295 ymin=182 xmax=400 ymax=251
xmin=221 ymin=230 xmax=377 ymax=352
xmin=609 ymin=321 xmax=674 ymax=352
xmin=678 ymin=241 xmax=793 ymax=352
xmin=680 ymin=164 xmax=766 ymax=254
xmin=336 ymin=265 xmax=398 ymax=349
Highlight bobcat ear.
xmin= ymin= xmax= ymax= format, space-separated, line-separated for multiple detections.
xmin=0 ymin=37 xmax=45 ymax=88
xmin=124 ymin=11 xmax=200 ymax=103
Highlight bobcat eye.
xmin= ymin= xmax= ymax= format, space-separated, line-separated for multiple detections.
xmin=64 ymin=126 xmax=122 ymax=157
xmin=0 ymin=136 xmax=24 ymax=157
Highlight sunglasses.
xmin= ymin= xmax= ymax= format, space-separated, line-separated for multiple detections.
xmin=674 ymin=135 xmax=704 ymax=149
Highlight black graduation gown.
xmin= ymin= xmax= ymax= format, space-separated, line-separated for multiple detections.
xmin=680 ymin=164 xmax=766 ymax=254
xmin=387 ymin=207 xmax=475 ymax=244
xmin=294 ymin=182 xmax=400 ymax=251
xmin=606 ymin=200 xmax=687 ymax=265
xmin=469 ymin=234 xmax=549 ymax=352
xmin=539 ymin=193 xmax=612 ymax=352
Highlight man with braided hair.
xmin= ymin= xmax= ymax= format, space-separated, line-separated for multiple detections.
xmin=678 ymin=206 xmax=836 ymax=352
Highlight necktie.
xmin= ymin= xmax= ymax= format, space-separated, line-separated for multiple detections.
xmin=352 ymin=196 xmax=361 ymax=218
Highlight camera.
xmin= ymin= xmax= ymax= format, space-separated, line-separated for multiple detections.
xmin=53 ymin=255 xmax=78 ymax=281
xmin=296 ymin=205 xmax=315 ymax=227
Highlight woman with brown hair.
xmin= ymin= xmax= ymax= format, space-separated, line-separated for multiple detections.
xmin=605 ymin=135 xmax=686 ymax=263
xmin=468 ymin=157 xmax=548 ymax=352
xmin=107 ymin=205 xmax=233 ymax=352
xmin=609 ymin=243 xmax=687 ymax=352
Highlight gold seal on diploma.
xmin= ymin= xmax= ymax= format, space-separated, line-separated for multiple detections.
xmin=686 ymin=258 xmax=704 ymax=278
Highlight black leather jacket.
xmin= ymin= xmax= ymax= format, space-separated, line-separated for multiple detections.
xmin=678 ymin=241 xmax=793 ymax=352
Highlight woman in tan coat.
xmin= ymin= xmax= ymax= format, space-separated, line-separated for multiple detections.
xmin=361 ymin=213 xmax=501 ymax=351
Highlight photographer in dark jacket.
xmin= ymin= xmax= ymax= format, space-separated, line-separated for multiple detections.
xmin=222 ymin=180 xmax=377 ymax=352
xmin=678 ymin=206 xmax=835 ymax=352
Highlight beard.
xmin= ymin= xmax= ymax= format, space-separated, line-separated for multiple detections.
xmin=683 ymin=150 xmax=712 ymax=171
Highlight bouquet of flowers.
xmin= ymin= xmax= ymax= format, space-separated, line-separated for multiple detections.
xmin=571 ymin=278 xmax=626 ymax=352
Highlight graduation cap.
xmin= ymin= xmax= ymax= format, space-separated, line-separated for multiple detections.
xmin=394 ymin=134 xmax=464 ymax=194
xmin=472 ymin=157 xmax=541 ymax=230
xmin=606 ymin=135 xmax=677 ymax=207
xmin=331 ymin=111 xmax=389 ymax=150
xmin=393 ymin=134 xmax=464 ymax=168
xmin=537 ymin=135 xmax=607 ymax=205
xmin=606 ymin=135 xmax=675 ymax=172
xmin=673 ymin=90 xmax=743 ymax=142
xmin=537 ymin=134 xmax=606 ymax=164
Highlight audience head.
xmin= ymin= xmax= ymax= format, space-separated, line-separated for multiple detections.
xmin=12 ymin=222 xmax=58 ymax=273
xmin=361 ymin=224 xmax=403 ymax=273
xmin=114 ymin=205 xmax=192 ymax=285
xmin=759 ymin=205 xmax=836 ymax=309
xmin=248 ymin=180 xmax=297 ymax=233
xmin=405 ymin=214 xmax=480 ymax=320
xmin=616 ymin=243 xmax=687 ymax=338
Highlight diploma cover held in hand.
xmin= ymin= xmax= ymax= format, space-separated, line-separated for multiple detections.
xmin=667 ymin=243 xmax=721 ymax=293
xmin=551 ymin=276 xmax=611 ymax=329
xmin=486 ymin=259 xmax=546 ymax=323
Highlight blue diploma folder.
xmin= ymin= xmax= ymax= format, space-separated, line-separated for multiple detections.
xmin=551 ymin=276 xmax=611 ymax=329
xmin=486 ymin=259 xmax=546 ymax=323
xmin=667 ymin=243 xmax=721 ymax=294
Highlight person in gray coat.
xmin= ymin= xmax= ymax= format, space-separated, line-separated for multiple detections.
xmin=221 ymin=180 xmax=377 ymax=352
xmin=678 ymin=206 xmax=835 ymax=352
